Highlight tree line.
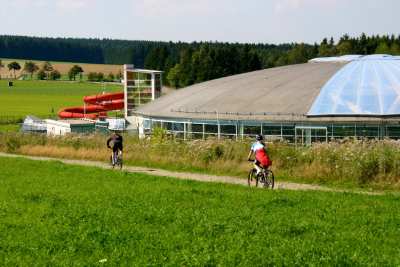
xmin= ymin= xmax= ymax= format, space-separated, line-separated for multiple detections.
xmin=0 ymin=59 xmax=123 ymax=82
xmin=0 ymin=60 xmax=84 ymax=81
xmin=1 ymin=34 xmax=400 ymax=88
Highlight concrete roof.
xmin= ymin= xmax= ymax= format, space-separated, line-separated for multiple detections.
xmin=135 ymin=62 xmax=346 ymax=121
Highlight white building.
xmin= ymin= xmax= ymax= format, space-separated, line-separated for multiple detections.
xmin=45 ymin=119 xmax=95 ymax=136
xmin=123 ymin=65 xmax=163 ymax=128
xmin=22 ymin=115 xmax=47 ymax=133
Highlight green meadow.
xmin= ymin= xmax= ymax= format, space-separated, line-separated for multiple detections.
xmin=0 ymin=156 xmax=399 ymax=266
xmin=0 ymin=80 xmax=122 ymax=120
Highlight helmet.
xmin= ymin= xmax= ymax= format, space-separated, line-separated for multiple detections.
xmin=256 ymin=134 xmax=263 ymax=141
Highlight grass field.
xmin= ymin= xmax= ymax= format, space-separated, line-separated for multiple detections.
xmin=0 ymin=80 xmax=122 ymax=120
xmin=0 ymin=58 xmax=122 ymax=80
xmin=0 ymin=156 xmax=399 ymax=265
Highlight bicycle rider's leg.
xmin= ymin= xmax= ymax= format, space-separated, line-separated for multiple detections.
xmin=254 ymin=160 xmax=262 ymax=175
xmin=117 ymin=144 xmax=123 ymax=161
xmin=112 ymin=147 xmax=118 ymax=165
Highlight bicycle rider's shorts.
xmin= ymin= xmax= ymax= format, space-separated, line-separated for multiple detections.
xmin=113 ymin=143 xmax=123 ymax=152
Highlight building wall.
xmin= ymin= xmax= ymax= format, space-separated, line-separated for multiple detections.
xmin=136 ymin=116 xmax=400 ymax=144
xmin=124 ymin=67 xmax=163 ymax=117
xmin=46 ymin=120 xmax=96 ymax=136
xmin=47 ymin=123 xmax=71 ymax=136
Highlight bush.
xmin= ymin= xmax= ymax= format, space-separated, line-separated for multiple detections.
xmin=88 ymin=72 xmax=105 ymax=82
xmin=5 ymin=136 xmax=22 ymax=153
xmin=37 ymin=70 xmax=46 ymax=80
xmin=49 ymin=70 xmax=61 ymax=80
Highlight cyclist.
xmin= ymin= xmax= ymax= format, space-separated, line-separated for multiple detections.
xmin=107 ymin=132 xmax=123 ymax=166
xmin=247 ymin=134 xmax=271 ymax=175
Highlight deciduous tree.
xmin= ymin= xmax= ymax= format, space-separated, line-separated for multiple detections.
xmin=0 ymin=60 xmax=4 ymax=79
xmin=23 ymin=61 xmax=39 ymax=79
xmin=68 ymin=65 xmax=84 ymax=81
xmin=49 ymin=70 xmax=61 ymax=80
xmin=7 ymin=61 xmax=21 ymax=79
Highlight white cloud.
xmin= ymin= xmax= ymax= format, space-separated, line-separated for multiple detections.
xmin=5 ymin=0 xmax=91 ymax=9
xmin=132 ymin=0 xmax=235 ymax=17
xmin=56 ymin=0 xmax=91 ymax=9
xmin=274 ymin=0 xmax=339 ymax=13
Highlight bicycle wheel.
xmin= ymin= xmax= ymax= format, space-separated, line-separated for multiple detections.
xmin=248 ymin=168 xmax=258 ymax=187
xmin=263 ymin=170 xmax=275 ymax=189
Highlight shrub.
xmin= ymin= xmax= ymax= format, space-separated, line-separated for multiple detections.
xmin=6 ymin=135 xmax=22 ymax=153
xmin=37 ymin=70 xmax=46 ymax=80
xmin=49 ymin=70 xmax=61 ymax=80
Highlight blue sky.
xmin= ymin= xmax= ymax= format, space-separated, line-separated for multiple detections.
xmin=1 ymin=0 xmax=399 ymax=44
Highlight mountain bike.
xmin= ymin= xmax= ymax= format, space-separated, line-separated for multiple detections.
xmin=110 ymin=149 xmax=123 ymax=170
xmin=248 ymin=160 xmax=274 ymax=189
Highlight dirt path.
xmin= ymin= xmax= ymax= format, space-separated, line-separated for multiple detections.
xmin=0 ymin=152 xmax=384 ymax=195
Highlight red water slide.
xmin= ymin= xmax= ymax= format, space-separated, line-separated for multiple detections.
xmin=58 ymin=92 xmax=124 ymax=119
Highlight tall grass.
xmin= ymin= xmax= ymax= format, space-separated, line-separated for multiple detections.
xmin=1 ymin=133 xmax=400 ymax=189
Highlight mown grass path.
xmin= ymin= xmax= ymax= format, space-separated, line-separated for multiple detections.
xmin=0 ymin=152 xmax=384 ymax=195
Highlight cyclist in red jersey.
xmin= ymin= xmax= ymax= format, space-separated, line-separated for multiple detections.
xmin=247 ymin=134 xmax=271 ymax=175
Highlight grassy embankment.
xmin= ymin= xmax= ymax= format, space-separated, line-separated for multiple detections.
xmin=2 ymin=133 xmax=400 ymax=191
xmin=0 ymin=80 xmax=122 ymax=131
xmin=0 ymin=156 xmax=399 ymax=265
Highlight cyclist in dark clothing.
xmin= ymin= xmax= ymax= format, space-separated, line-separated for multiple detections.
xmin=107 ymin=132 xmax=123 ymax=165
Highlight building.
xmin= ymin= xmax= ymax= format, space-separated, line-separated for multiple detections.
xmin=22 ymin=115 xmax=47 ymax=133
xmin=45 ymin=119 xmax=95 ymax=136
xmin=123 ymin=65 xmax=163 ymax=119
xmin=106 ymin=118 xmax=126 ymax=131
xmin=126 ymin=55 xmax=400 ymax=144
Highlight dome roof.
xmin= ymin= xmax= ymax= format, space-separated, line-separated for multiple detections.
xmin=308 ymin=55 xmax=400 ymax=116
xmin=135 ymin=55 xmax=400 ymax=122
xmin=136 ymin=62 xmax=343 ymax=120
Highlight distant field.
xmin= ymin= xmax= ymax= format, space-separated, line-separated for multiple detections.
xmin=0 ymin=58 xmax=122 ymax=80
xmin=0 ymin=80 xmax=122 ymax=119
xmin=0 ymin=156 xmax=399 ymax=265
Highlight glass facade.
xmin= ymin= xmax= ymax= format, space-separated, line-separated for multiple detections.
xmin=308 ymin=55 xmax=400 ymax=116
xmin=125 ymin=67 xmax=163 ymax=116
xmin=140 ymin=117 xmax=400 ymax=144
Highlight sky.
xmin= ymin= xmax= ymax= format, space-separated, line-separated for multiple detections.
xmin=1 ymin=0 xmax=399 ymax=44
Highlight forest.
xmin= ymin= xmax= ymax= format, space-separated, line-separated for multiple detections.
xmin=1 ymin=34 xmax=399 ymax=87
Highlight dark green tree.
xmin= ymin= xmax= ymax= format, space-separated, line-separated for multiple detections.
xmin=167 ymin=64 xmax=181 ymax=88
xmin=97 ymin=72 xmax=104 ymax=81
xmin=391 ymin=43 xmax=400 ymax=55
xmin=42 ymin=61 xmax=53 ymax=79
xmin=177 ymin=48 xmax=194 ymax=87
xmin=23 ymin=61 xmax=39 ymax=79
xmin=337 ymin=41 xmax=353 ymax=55
xmin=37 ymin=69 xmax=46 ymax=80
xmin=107 ymin=73 xmax=115 ymax=82
xmin=49 ymin=70 xmax=61 ymax=80
xmin=0 ymin=60 xmax=3 ymax=79
xmin=88 ymin=72 xmax=98 ymax=82
xmin=68 ymin=65 xmax=84 ymax=80
xmin=7 ymin=61 xmax=21 ymax=79
xmin=287 ymin=44 xmax=309 ymax=64
xmin=375 ymin=42 xmax=391 ymax=54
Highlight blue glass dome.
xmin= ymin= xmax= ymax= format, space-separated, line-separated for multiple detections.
xmin=308 ymin=55 xmax=400 ymax=116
